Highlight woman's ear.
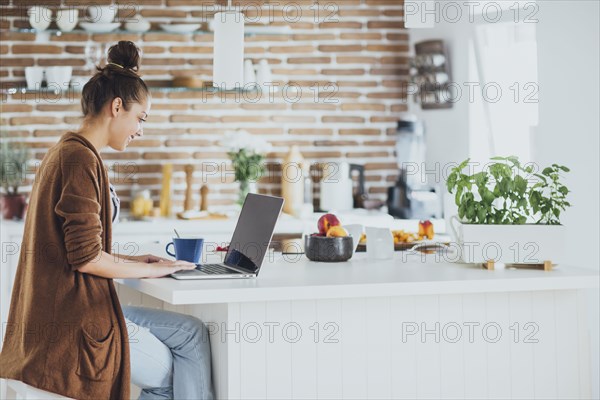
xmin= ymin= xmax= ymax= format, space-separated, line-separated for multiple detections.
xmin=111 ymin=97 xmax=123 ymax=117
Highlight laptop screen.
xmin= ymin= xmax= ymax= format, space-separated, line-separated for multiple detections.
xmin=223 ymin=193 xmax=284 ymax=274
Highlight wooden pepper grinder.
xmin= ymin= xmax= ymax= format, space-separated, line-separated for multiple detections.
xmin=200 ymin=185 xmax=208 ymax=211
xmin=184 ymin=164 xmax=194 ymax=211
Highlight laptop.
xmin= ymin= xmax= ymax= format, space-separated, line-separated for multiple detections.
xmin=170 ymin=193 xmax=284 ymax=280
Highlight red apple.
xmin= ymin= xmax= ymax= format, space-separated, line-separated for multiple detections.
xmin=317 ymin=213 xmax=341 ymax=235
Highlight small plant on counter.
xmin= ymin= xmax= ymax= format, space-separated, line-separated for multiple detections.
xmin=446 ymin=156 xmax=571 ymax=225
xmin=219 ymin=129 xmax=272 ymax=205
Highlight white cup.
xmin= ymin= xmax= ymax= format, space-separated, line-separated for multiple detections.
xmin=45 ymin=66 xmax=73 ymax=90
xmin=87 ymin=5 xmax=117 ymax=23
xmin=25 ymin=67 xmax=45 ymax=90
xmin=28 ymin=6 xmax=52 ymax=31
xmin=365 ymin=227 xmax=394 ymax=260
xmin=56 ymin=9 xmax=79 ymax=32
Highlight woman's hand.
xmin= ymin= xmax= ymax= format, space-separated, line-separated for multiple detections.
xmin=143 ymin=259 xmax=197 ymax=278
xmin=137 ymin=254 xmax=169 ymax=263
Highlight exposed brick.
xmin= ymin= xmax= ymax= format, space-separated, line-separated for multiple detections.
xmin=267 ymin=114 xmax=316 ymax=124
xmin=1 ymin=104 xmax=33 ymax=112
xmin=337 ymin=56 xmax=378 ymax=64
xmin=170 ymin=46 xmax=213 ymax=54
xmin=303 ymin=151 xmax=343 ymax=158
xmin=141 ymin=9 xmax=188 ymax=18
xmin=92 ymin=33 xmax=141 ymax=42
xmin=339 ymin=129 xmax=381 ymax=136
xmin=289 ymin=129 xmax=333 ymax=136
xmin=342 ymin=103 xmax=385 ymax=111
xmin=33 ymin=129 xmax=65 ymax=137
xmin=321 ymin=69 xmax=365 ymax=76
xmin=0 ymin=45 xmax=8 ymax=54
xmin=38 ymin=59 xmax=86 ymax=66
xmin=314 ymin=140 xmax=359 ymax=146
xmin=12 ymin=45 xmax=62 ymax=54
xmin=143 ymin=152 xmax=192 ymax=160
xmin=143 ymin=33 xmax=189 ymax=42
xmin=291 ymin=103 xmax=337 ymax=111
xmin=321 ymin=116 xmax=365 ymax=123
xmin=366 ymin=44 xmax=409 ymax=53
xmin=319 ymin=22 xmax=362 ymax=29
xmin=165 ymin=139 xmax=214 ymax=147
xmin=102 ymin=152 xmax=142 ymax=160
xmin=347 ymin=151 xmax=389 ymax=158
xmin=288 ymin=57 xmax=331 ymax=64
xmin=220 ymin=115 xmax=269 ymax=123
xmin=36 ymin=104 xmax=80 ymax=112
xmin=126 ymin=139 xmax=164 ymax=148
xmin=387 ymin=33 xmax=410 ymax=41
xmin=337 ymin=80 xmax=378 ymax=87
xmin=318 ymin=45 xmax=363 ymax=53
xmin=0 ymin=31 xmax=35 ymax=41
xmin=367 ymin=21 xmax=403 ymax=30
xmin=0 ymin=58 xmax=35 ymax=67
xmin=270 ymin=45 xmax=315 ymax=53
xmin=292 ymin=34 xmax=336 ymax=41
xmin=10 ymin=116 xmax=61 ymax=125
xmin=50 ymin=32 xmax=88 ymax=42
xmin=170 ymin=115 xmax=220 ymax=123
xmin=365 ymin=162 xmax=398 ymax=171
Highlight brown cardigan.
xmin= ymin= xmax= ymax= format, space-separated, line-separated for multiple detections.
xmin=0 ymin=133 xmax=130 ymax=399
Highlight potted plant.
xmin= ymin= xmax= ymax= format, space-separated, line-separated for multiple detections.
xmin=0 ymin=136 xmax=31 ymax=220
xmin=446 ymin=156 xmax=571 ymax=265
xmin=219 ymin=130 xmax=272 ymax=206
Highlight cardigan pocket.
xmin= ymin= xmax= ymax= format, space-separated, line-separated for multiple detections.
xmin=76 ymin=324 xmax=116 ymax=381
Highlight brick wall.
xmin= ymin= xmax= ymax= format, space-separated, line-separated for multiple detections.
xmin=0 ymin=0 xmax=409 ymax=212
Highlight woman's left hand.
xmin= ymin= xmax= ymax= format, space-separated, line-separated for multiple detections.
xmin=137 ymin=254 xmax=169 ymax=263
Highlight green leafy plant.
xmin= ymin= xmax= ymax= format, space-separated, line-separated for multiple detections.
xmin=228 ymin=148 xmax=266 ymax=183
xmin=446 ymin=156 xmax=571 ymax=225
xmin=0 ymin=135 xmax=30 ymax=196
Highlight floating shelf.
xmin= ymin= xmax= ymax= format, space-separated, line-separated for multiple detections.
xmin=14 ymin=28 xmax=291 ymax=37
xmin=0 ymin=86 xmax=260 ymax=95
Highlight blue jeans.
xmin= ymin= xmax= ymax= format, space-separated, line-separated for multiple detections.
xmin=122 ymin=306 xmax=214 ymax=400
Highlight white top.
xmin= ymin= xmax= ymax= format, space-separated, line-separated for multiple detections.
xmin=115 ymin=252 xmax=600 ymax=305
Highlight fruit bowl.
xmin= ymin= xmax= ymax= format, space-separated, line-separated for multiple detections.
xmin=304 ymin=235 xmax=354 ymax=262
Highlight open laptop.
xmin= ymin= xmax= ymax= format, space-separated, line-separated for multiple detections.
xmin=170 ymin=193 xmax=284 ymax=280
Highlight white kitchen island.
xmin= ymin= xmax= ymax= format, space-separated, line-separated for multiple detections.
xmin=115 ymin=250 xmax=599 ymax=400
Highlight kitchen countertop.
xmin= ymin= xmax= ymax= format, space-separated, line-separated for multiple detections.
xmin=115 ymin=252 xmax=600 ymax=305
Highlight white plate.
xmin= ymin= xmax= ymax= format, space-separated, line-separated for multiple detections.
xmin=79 ymin=22 xmax=121 ymax=33
xmin=160 ymin=23 xmax=201 ymax=34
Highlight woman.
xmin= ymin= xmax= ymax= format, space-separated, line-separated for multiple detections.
xmin=0 ymin=41 xmax=214 ymax=400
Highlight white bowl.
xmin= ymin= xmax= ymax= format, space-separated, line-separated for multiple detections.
xmin=79 ymin=22 xmax=120 ymax=33
xmin=56 ymin=9 xmax=79 ymax=32
xmin=28 ymin=6 xmax=52 ymax=31
xmin=87 ymin=5 xmax=117 ymax=24
xmin=45 ymin=66 xmax=73 ymax=90
xmin=25 ymin=66 xmax=45 ymax=90
xmin=160 ymin=23 xmax=201 ymax=34
xmin=124 ymin=14 xmax=151 ymax=32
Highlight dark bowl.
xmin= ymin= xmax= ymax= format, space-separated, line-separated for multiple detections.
xmin=304 ymin=235 xmax=354 ymax=262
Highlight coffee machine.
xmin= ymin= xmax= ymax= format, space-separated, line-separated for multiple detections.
xmin=387 ymin=115 xmax=443 ymax=219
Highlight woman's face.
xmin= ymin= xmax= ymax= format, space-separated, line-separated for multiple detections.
xmin=107 ymin=97 xmax=151 ymax=151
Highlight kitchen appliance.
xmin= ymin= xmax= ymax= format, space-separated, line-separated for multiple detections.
xmin=319 ymin=162 xmax=364 ymax=212
xmin=387 ymin=115 xmax=443 ymax=219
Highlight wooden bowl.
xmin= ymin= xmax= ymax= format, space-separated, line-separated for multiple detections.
xmin=304 ymin=235 xmax=354 ymax=262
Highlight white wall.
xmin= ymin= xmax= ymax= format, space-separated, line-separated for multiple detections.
xmin=409 ymin=1 xmax=600 ymax=397
xmin=535 ymin=2 xmax=600 ymax=397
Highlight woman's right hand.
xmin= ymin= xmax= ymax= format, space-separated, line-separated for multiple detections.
xmin=144 ymin=260 xmax=197 ymax=278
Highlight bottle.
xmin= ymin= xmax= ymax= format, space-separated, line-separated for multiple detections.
xmin=301 ymin=162 xmax=314 ymax=217
xmin=159 ymin=164 xmax=173 ymax=217
xmin=281 ymin=145 xmax=304 ymax=216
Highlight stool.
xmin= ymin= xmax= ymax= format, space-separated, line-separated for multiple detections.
xmin=5 ymin=379 xmax=72 ymax=400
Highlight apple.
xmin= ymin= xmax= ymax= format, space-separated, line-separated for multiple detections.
xmin=326 ymin=225 xmax=348 ymax=238
xmin=418 ymin=220 xmax=434 ymax=240
xmin=317 ymin=213 xmax=341 ymax=235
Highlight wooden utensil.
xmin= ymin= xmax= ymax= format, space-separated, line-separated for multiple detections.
xmin=184 ymin=164 xmax=194 ymax=211
xmin=200 ymin=184 xmax=208 ymax=211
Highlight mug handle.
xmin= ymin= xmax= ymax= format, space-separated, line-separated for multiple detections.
xmin=165 ymin=242 xmax=176 ymax=258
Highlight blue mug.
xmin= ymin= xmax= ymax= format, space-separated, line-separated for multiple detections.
xmin=165 ymin=238 xmax=204 ymax=264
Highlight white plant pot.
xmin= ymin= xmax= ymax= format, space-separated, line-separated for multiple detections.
xmin=449 ymin=216 xmax=566 ymax=265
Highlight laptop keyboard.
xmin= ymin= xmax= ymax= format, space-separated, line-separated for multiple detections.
xmin=196 ymin=264 xmax=241 ymax=275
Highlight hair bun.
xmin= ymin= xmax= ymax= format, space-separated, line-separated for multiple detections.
xmin=107 ymin=41 xmax=141 ymax=72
